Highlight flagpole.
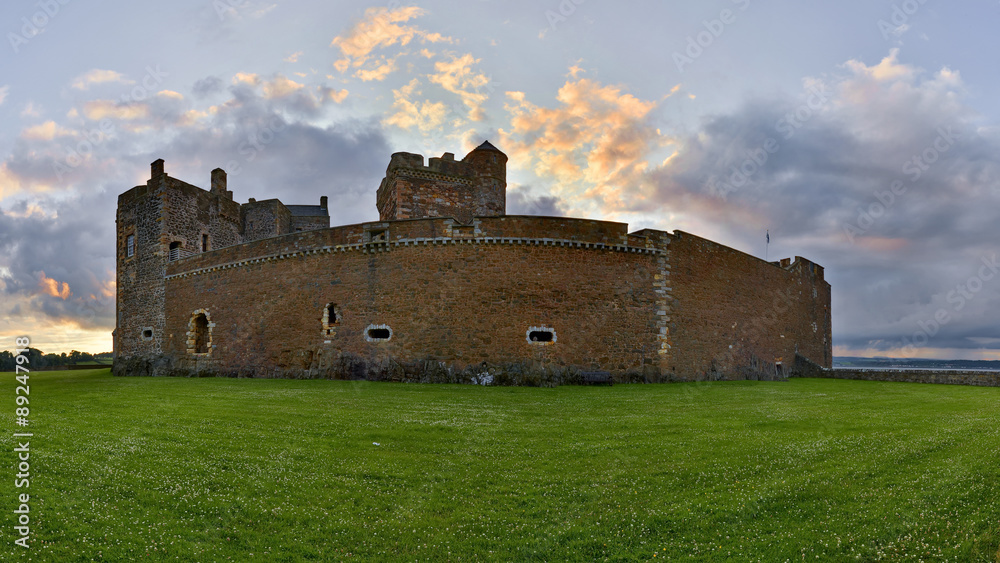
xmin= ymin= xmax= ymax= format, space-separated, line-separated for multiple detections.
xmin=765 ymin=230 xmax=769 ymax=262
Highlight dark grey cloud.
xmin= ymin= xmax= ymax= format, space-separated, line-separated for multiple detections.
xmin=506 ymin=186 xmax=566 ymax=217
xmin=0 ymin=189 xmax=117 ymax=330
xmin=147 ymin=81 xmax=391 ymax=225
xmin=640 ymin=63 xmax=1000 ymax=356
xmin=192 ymin=76 xmax=224 ymax=98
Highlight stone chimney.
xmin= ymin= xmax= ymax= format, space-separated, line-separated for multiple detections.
xmin=320 ymin=196 xmax=328 ymax=212
xmin=151 ymin=159 xmax=164 ymax=178
xmin=211 ymin=168 xmax=231 ymax=199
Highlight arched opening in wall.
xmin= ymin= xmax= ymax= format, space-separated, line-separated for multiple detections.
xmin=527 ymin=327 xmax=556 ymax=344
xmin=141 ymin=328 xmax=153 ymax=341
xmin=169 ymin=241 xmax=182 ymax=261
xmin=365 ymin=324 xmax=392 ymax=341
xmin=202 ymin=234 xmax=209 ymax=252
xmin=188 ymin=311 xmax=211 ymax=354
xmin=323 ymin=303 xmax=340 ymax=336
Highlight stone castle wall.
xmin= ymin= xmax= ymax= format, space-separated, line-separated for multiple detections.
xmin=668 ymin=231 xmax=832 ymax=380
xmin=796 ymin=368 xmax=1000 ymax=387
xmin=145 ymin=216 xmax=830 ymax=382
xmin=160 ymin=217 xmax=666 ymax=381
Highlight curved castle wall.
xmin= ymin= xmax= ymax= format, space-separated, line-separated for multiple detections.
xmin=159 ymin=216 xmax=671 ymax=382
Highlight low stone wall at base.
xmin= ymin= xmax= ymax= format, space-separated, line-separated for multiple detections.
xmin=113 ymin=354 xmax=670 ymax=386
xmin=799 ymin=368 xmax=1000 ymax=387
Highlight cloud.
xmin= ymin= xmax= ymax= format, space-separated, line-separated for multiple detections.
xmin=261 ymin=75 xmax=304 ymax=99
xmin=71 ymin=69 xmax=133 ymax=90
xmin=626 ymin=51 xmax=1000 ymax=358
xmin=0 ymin=191 xmax=117 ymax=336
xmin=0 ymin=86 xmax=8 ymax=105
xmin=0 ymin=164 xmax=25 ymax=200
xmin=320 ymin=86 xmax=349 ymax=104
xmin=21 ymin=121 xmax=72 ymax=141
xmin=499 ymin=74 xmax=662 ymax=214
xmin=192 ymin=76 xmax=224 ymax=97
xmin=225 ymin=72 xmax=345 ymax=116
xmin=284 ymin=51 xmax=303 ymax=63
xmin=506 ymin=186 xmax=567 ymax=217
xmin=232 ymin=72 xmax=260 ymax=86
xmin=38 ymin=272 xmax=71 ymax=299
xmin=82 ymin=100 xmax=150 ymax=120
xmin=383 ymin=79 xmax=447 ymax=133
xmin=21 ymin=102 xmax=41 ymax=118
xmin=330 ymin=5 xmax=452 ymax=81
xmin=355 ymin=55 xmax=399 ymax=82
xmin=428 ymin=53 xmax=491 ymax=121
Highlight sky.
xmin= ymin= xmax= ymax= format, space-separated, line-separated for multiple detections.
xmin=0 ymin=0 xmax=998 ymax=359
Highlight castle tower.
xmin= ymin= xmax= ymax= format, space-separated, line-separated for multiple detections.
xmin=375 ymin=141 xmax=508 ymax=223
xmin=462 ymin=140 xmax=507 ymax=217
xmin=114 ymin=159 xmax=170 ymax=368
xmin=114 ymin=160 xmax=244 ymax=374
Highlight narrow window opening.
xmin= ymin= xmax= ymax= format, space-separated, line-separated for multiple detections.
xmin=529 ymin=331 xmax=553 ymax=342
xmin=365 ymin=324 xmax=392 ymax=341
xmin=126 ymin=234 xmax=135 ymax=257
xmin=526 ymin=327 xmax=556 ymax=344
xmin=202 ymin=234 xmax=209 ymax=252
xmin=192 ymin=313 xmax=210 ymax=353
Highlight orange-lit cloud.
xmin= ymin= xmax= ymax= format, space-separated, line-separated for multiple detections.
xmin=261 ymin=74 xmax=304 ymax=99
xmin=499 ymin=75 xmax=663 ymax=212
xmin=71 ymin=69 xmax=133 ymax=90
xmin=82 ymin=100 xmax=150 ymax=120
xmin=21 ymin=121 xmax=72 ymax=141
xmin=384 ymin=78 xmax=447 ymax=132
xmin=39 ymin=272 xmax=72 ymax=299
xmin=330 ymin=5 xmax=452 ymax=81
xmin=355 ymin=56 xmax=399 ymax=82
xmin=0 ymin=163 xmax=24 ymax=199
xmin=321 ymin=87 xmax=349 ymax=103
xmin=428 ymin=53 xmax=490 ymax=121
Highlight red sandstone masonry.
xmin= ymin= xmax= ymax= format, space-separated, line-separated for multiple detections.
xmin=667 ymin=231 xmax=832 ymax=379
xmin=163 ymin=224 xmax=666 ymax=379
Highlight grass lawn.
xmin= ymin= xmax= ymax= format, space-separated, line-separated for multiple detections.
xmin=2 ymin=369 xmax=999 ymax=562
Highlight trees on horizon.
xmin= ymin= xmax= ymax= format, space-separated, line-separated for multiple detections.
xmin=0 ymin=348 xmax=113 ymax=371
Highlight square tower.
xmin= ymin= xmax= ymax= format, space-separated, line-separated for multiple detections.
xmin=376 ymin=141 xmax=507 ymax=224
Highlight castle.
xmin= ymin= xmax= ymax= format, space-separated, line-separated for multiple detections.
xmin=114 ymin=142 xmax=832 ymax=383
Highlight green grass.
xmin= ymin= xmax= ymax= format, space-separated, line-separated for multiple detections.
xmin=2 ymin=370 xmax=1000 ymax=562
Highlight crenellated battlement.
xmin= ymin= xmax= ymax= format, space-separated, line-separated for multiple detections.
xmin=376 ymin=140 xmax=507 ymax=224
